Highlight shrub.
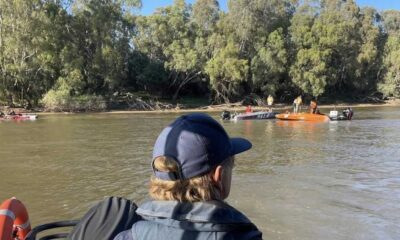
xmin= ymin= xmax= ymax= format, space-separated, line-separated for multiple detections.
xmin=42 ymin=90 xmax=106 ymax=112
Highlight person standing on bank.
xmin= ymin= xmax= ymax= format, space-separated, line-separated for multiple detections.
xmin=114 ymin=113 xmax=262 ymax=240
xmin=245 ymin=105 xmax=253 ymax=114
xmin=267 ymin=94 xmax=274 ymax=112
xmin=293 ymin=96 xmax=302 ymax=113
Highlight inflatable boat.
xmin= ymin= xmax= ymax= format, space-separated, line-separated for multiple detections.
xmin=275 ymin=112 xmax=330 ymax=122
xmin=0 ymin=114 xmax=38 ymax=121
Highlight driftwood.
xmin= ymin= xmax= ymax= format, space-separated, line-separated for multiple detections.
xmin=126 ymin=97 xmax=175 ymax=110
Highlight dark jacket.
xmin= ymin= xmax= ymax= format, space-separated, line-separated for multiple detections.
xmin=114 ymin=200 xmax=262 ymax=240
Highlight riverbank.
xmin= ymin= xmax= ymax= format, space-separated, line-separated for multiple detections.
xmin=98 ymin=98 xmax=400 ymax=114
xmin=2 ymin=99 xmax=399 ymax=115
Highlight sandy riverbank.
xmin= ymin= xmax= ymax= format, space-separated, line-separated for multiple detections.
xmin=96 ymin=99 xmax=400 ymax=115
xmin=3 ymin=99 xmax=399 ymax=115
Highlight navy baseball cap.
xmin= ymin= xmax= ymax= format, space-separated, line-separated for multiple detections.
xmin=152 ymin=113 xmax=252 ymax=180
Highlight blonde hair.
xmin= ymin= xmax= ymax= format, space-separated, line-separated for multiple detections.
xmin=149 ymin=156 xmax=234 ymax=202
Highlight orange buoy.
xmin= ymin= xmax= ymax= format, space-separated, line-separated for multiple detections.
xmin=0 ymin=198 xmax=31 ymax=240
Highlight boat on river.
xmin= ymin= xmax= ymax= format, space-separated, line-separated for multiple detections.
xmin=0 ymin=114 xmax=38 ymax=121
xmin=275 ymin=112 xmax=330 ymax=122
xmin=221 ymin=110 xmax=277 ymax=121
xmin=328 ymin=108 xmax=353 ymax=121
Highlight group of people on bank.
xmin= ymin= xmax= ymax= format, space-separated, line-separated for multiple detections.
xmin=244 ymin=95 xmax=320 ymax=115
xmin=293 ymin=96 xmax=320 ymax=114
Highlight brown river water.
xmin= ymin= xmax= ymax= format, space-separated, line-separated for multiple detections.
xmin=1 ymin=107 xmax=399 ymax=239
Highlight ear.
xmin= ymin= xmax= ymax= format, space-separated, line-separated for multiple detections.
xmin=211 ymin=165 xmax=223 ymax=184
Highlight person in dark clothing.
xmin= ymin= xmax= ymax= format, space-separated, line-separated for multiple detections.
xmin=114 ymin=113 xmax=262 ymax=240
xmin=310 ymin=100 xmax=318 ymax=114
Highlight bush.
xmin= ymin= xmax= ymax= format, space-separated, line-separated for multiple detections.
xmin=42 ymin=90 xmax=106 ymax=112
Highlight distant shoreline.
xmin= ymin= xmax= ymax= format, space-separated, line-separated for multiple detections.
xmin=3 ymin=99 xmax=399 ymax=115
xmin=47 ymin=99 xmax=400 ymax=115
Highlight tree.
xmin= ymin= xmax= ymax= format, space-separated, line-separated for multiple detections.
xmin=134 ymin=0 xmax=206 ymax=100
xmin=0 ymin=0 xmax=62 ymax=106
xmin=192 ymin=0 xmax=219 ymax=33
xmin=355 ymin=7 xmax=383 ymax=93
xmin=381 ymin=10 xmax=400 ymax=35
xmin=378 ymin=10 xmax=400 ymax=97
xmin=227 ymin=0 xmax=296 ymax=53
xmin=290 ymin=0 xmax=366 ymax=98
xmin=378 ymin=35 xmax=400 ymax=97
xmin=205 ymin=40 xmax=249 ymax=103
xmin=48 ymin=0 xmax=138 ymax=95
xmin=251 ymin=28 xmax=288 ymax=96
xmin=225 ymin=0 xmax=296 ymax=98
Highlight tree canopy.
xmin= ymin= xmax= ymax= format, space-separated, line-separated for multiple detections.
xmin=0 ymin=0 xmax=399 ymax=109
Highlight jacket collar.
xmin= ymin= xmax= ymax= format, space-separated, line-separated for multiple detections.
xmin=136 ymin=200 xmax=252 ymax=224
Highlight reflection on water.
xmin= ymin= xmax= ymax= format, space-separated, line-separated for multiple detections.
xmin=1 ymin=107 xmax=400 ymax=239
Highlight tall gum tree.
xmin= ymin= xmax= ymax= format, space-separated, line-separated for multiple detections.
xmin=290 ymin=0 xmax=370 ymax=98
xmin=378 ymin=10 xmax=400 ymax=97
xmin=355 ymin=7 xmax=383 ymax=93
xmin=226 ymin=0 xmax=296 ymax=98
xmin=205 ymin=40 xmax=249 ymax=103
xmin=0 ymin=0 xmax=57 ymax=106
xmin=134 ymin=0 xmax=205 ymax=100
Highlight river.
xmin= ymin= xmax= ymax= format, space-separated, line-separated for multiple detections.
xmin=1 ymin=107 xmax=399 ymax=239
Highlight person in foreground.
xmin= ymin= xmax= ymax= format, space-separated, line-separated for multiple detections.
xmin=115 ymin=113 xmax=262 ymax=240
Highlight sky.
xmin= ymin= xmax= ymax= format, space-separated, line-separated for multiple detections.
xmin=139 ymin=0 xmax=400 ymax=15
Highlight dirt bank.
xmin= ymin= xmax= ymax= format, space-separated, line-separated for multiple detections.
xmin=2 ymin=99 xmax=399 ymax=115
xmin=98 ymin=99 xmax=400 ymax=115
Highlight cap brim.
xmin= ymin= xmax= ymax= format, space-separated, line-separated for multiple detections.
xmin=230 ymin=137 xmax=252 ymax=155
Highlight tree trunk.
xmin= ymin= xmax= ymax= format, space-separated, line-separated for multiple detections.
xmin=172 ymin=72 xmax=198 ymax=101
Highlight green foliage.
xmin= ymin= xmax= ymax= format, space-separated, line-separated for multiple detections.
xmin=205 ymin=41 xmax=249 ymax=103
xmin=134 ymin=0 xmax=208 ymax=100
xmin=382 ymin=10 xmax=400 ymax=34
xmin=0 ymin=0 xmax=59 ymax=107
xmin=290 ymin=47 xmax=329 ymax=97
xmin=289 ymin=0 xmax=384 ymax=98
xmin=355 ymin=7 xmax=383 ymax=92
xmin=1 ymin=0 xmax=400 ymax=110
xmin=225 ymin=0 xmax=296 ymax=98
xmin=43 ymin=90 xmax=106 ymax=112
xmin=192 ymin=0 xmax=219 ymax=33
xmin=42 ymin=69 xmax=106 ymax=111
xmin=69 ymin=0 xmax=135 ymax=92
xmin=227 ymin=0 xmax=296 ymax=49
xmin=378 ymin=11 xmax=400 ymax=97
xmin=378 ymin=34 xmax=400 ymax=97
xmin=251 ymin=28 xmax=288 ymax=96
xmin=129 ymin=51 xmax=169 ymax=93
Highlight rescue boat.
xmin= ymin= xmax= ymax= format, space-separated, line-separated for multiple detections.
xmin=328 ymin=109 xmax=354 ymax=121
xmin=221 ymin=110 xmax=277 ymax=121
xmin=275 ymin=112 xmax=330 ymax=122
xmin=0 ymin=114 xmax=38 ymax=121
